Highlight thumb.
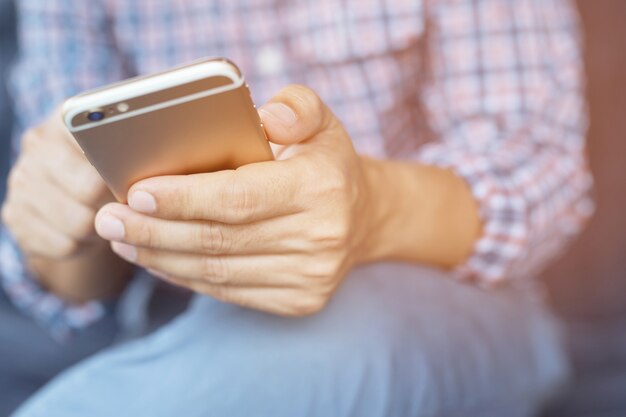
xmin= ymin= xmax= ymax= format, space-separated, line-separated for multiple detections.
xmin=258 ymin=85 xmax=340 ymax=146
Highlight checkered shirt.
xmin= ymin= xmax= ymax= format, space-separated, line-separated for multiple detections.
xmin=1 ymin=0 xmax=593 ymax=339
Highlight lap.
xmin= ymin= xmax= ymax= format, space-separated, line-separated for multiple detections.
xmin=0 ymin=289 xmax=118 ymax=416
xmin=13 ymin=263 xmax=568 ymax=417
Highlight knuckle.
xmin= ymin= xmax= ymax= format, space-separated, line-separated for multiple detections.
xmin=329 ymin=221 xmax=351 ymax=249
xmin=224 ymin=175 xmax=255 ymax=222
xmin=324 ymin=167 xmax=350 ymax=195
xmin=284 ymin=84 xmax=336 ymax=131
xmin=204 ymin=285 xmax=240 ymax=306
xmin=77 ymin=173 xmax=105 ymax=203
xmin=7 ymin=164 xmax=28 ymax=192
xmin=21 ymin=129 xmax=40 ymax=150
xmin=53 ymin=238 xmax=80 ymax=258
xmin=201 ymin=256 xmax=229 ymax=284
xmin=317 ymin=282 xmax=337 ymax=300
xmin=69 ymin=209 xmax=96 ymax=238
xmin=311 ymin=219 xmax=350 ymax=251
xmin=288 ymin=296 xmax=326 ymax=317
xmin=1 ymin=204 xmax=16 ymax=227
xmin=133 ymin=217 xmax=156 ymax=247
xmin=287 ymin=84 xmax=323 ymax=114
xmin=199 ymin=222 xmax=229 ymax=254
xmin=308 ymin=258 xmax=344 ymax=280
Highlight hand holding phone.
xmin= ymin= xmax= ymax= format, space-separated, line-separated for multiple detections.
xmin=63 ymin=58 xmax=274 ymax=202
xmin=94 ymin=85 xmax=373 ymax=317
xmin=2 ymin=110 xmax=133 ymax=301
xmin=3 ymin=110 xmax=110 ymax=259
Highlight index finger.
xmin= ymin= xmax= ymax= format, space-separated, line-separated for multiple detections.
xmin=21 ymin=124 xmax=109 ymax=208
xmin=127 ymin=162 xmax=304 ymax=223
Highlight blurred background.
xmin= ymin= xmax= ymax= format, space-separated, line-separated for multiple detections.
xmin=0 ymin=1 xmax=624 ymax=416
xmin=542 ymin=1 xmax=626 ymax=415
xmin=0 ymin=0 xmax=15 ymax=201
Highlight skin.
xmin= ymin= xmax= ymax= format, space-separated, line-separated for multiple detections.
xmin=90 ymin=85 xmax=482 ymax=316
xmin=1 ymin=111 xmax=133 ymax=303
xmin=2 ymin=85 xmax=479 ymax=312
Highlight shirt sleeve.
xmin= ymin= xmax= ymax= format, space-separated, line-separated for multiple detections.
xmin=10 ymin=0 xmax=130 ymax=133
xmin=415 ymin=0 xmax=593 ymax=286
xmin=0 ymin=229 xmax=107 ymax=341
xmin=1 ymin=0 xmax=131 ymax=340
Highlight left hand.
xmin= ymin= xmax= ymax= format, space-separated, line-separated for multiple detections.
xmin=95 ymin=85 xmax=373 ymax=316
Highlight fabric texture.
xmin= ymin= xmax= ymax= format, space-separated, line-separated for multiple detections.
xmin=0 ymin=287 xmax=119 ymax=416
xmin=0 ymin=230 xmax=107 ymax=341
xmin=13 ymin=263 xmax=569 ymax=417
xmin=1 ymin=0 xmax=591 ymax=334
xmin=0 ymin=269 xmax=191 ymax=415
xmin=0 ymin=0 xmax=15 ymax=201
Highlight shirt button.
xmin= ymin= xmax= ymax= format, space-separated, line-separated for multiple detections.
xmin=256 ymin=46 xmax=284 ymax=76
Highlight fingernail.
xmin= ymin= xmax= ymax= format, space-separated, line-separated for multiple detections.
xmin=111 ymin=242 xmax=138 ymax=262
xmin=259 ymin=103 xmax=298 ymax=127
xmin=95 ymin=213 xmax=125 ymax=241
xmin=129 ymin=191 xmax=157 ymax=214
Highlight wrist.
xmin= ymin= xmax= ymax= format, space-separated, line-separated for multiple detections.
xmin=28 ymin=240 xmax=133 ymax=303
xmin=352 ymin=157 xmax=482 ymax=269
xmin=353 ymin=157 xmax=392 ymax=265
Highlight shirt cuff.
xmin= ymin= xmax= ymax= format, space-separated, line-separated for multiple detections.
xmin=0 ymin=227 xmax=106 ymax=342
xmin=417 ymin=145 xmax=534 ymax=287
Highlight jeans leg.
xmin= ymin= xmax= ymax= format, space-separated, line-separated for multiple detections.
xmin=13 ymin=263 xmax=569 ymax=417
xmin=0 ymin=274 xmax=188 ymax=415
xmin=0 ymin=289 xmax=118 ymax=416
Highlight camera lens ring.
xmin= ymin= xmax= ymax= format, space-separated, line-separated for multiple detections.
xmin=87 ymin=110 xmax=105 ymax=122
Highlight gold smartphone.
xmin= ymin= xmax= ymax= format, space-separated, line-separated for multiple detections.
xmin=62 ymin=58 xmax=274 ymax=202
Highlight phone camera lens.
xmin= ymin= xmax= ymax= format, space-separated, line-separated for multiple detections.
xmin=87 ymin=110 xmax=105 ymax=122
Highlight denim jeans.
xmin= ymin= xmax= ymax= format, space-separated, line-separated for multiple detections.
xmin=13 ymin=263 xmax=568 ymax=417
xmin=0 ymin=289 xmax=119 ymax=416
xmin=0 ymin=272 xmax=190 ymax=415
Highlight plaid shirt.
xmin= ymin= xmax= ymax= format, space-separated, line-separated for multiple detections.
xmin=2 ymin=0 xmax=592 ymax=340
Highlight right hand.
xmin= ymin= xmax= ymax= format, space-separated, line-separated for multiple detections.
xmin=2 ymin=110 xmax=112 ymax=260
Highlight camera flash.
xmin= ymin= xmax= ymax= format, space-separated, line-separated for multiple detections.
xmin=117 ymin=103 xmax=130 ymax=113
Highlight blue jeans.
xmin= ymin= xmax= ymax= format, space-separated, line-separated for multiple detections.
xmin=13 ymin=263 xmax=568 ymax=417
xmin=0 ymin=288 xmax=118 ymax=416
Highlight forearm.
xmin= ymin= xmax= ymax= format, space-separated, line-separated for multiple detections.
xmin=359 ymin=157 xmax=481 ymax=269
xmin=28 ymin=242 xmax=133 ymax=303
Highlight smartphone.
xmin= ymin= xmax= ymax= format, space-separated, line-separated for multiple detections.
xmin=62 ymin=58 xmax=274 ymax=202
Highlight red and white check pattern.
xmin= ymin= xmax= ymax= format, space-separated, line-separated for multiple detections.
xmin=2 ymin=0 xmax=592 ymax=337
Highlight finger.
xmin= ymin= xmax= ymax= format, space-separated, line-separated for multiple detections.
xmin=161 ymin=276 xmax=325 ymax=317
xmin=47 ymin=107 xmax=84 ymax=152
xmin=16 ymin=176 xmax=98 ymax=241
xmin=110 ymin=242 xmax=300 ymax=288
xmin=4 ymin=203 xmax=79 ymax=259
xmin=96 ymin=203 xmax=309 ymax=255
xmin=127 ymin=165 xmax=304 ymax=223
xmin=21 ymin=129 xmax=109 ymax=207
xmin=22 ymin=115 xmax=82 ymax=155
xmin=41 ymin=138 xmax=109 ymax=207
xmin=258 ymin=84 xmax=341 ymax=146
